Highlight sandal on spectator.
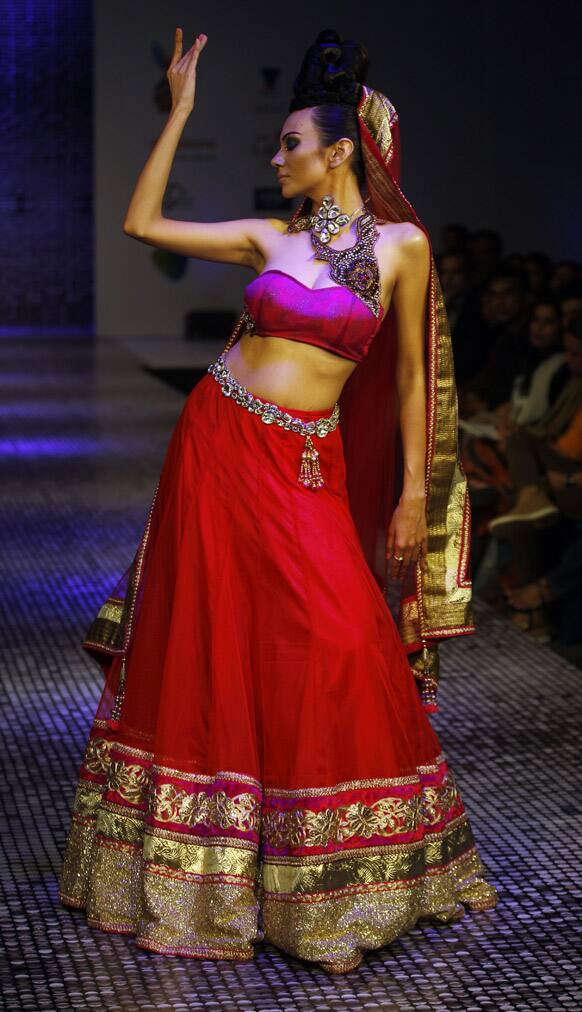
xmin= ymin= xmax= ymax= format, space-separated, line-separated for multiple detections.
xmin=507 ymin=603 xmax=552 ymax=642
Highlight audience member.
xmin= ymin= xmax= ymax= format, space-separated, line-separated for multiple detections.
xmin=506 ymin=297 xmax=566 ymax=426
xmin=466 ymin=229 xmax=504 ymax=283
xmin=437 ymin=250 xmax=492 ymax=386
xmin=488 ymin=314 xmax=582 ymax=535
xmin=459 ymin=298 xmax=566 ymax=539
xmin=433 ymin=221 xmax=581 ymax=650
xmin=459 ymin=267 xmax=532 ymax=412
xmin=504 ymin=516 xmax=582 ymax=646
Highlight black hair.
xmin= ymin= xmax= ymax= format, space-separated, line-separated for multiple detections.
xmin=517 ymin=296 xmax=563 ymax=396
xmin=288 ymin=29 xmax=369 ymax=190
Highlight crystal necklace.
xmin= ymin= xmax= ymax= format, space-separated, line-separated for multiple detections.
xmin=310 ymin=195 xmax=365 ymax=244
xmin=288 ymin=200 xmax=382 ymax=319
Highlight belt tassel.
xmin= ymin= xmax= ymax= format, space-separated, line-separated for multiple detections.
xmin=107 ymin=656 xmax=127 ymax=730
xmin=298 ymin=434 xmax=325 ymax=489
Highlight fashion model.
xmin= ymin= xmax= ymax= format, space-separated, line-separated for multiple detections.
xmin=59 ymin=28 xmax=498 ymax=974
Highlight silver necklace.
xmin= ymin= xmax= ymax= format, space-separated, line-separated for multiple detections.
xmin=310 ymin=195 xmax=365 ymax=245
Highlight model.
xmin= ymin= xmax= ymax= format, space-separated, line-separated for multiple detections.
xmin=59 ymin=28 xmax=498 ymax=974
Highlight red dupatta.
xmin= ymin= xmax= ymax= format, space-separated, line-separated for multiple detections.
xmin=288 ymin=87 xmax=475 ymax=709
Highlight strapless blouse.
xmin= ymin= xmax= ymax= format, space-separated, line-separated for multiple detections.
xmin=243 ymin=269 xmax=385 ymax=364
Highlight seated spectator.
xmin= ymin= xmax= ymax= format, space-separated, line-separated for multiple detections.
xmin=459 ymin=297 xmax=567 ymax=560
xmin=501 ymin=485 xmax=582 ymax=644
xmin=438 ymin=250 xmax=492 ymax=386
xmin=459 ymin=266 xmax=533 ymax=412
xmin=505 ymin=513 xmax=582 ymax=620
xmin=506 ymin=297 xmax=566 ymax=426
xmin=488 ymin=314 xmax=582 ymax=534
xmin=460 ymin=296 xmax=565 ymax=438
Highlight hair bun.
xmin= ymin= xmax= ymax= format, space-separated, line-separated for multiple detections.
xmin=289 ymin=28 xmax=368 ymax=113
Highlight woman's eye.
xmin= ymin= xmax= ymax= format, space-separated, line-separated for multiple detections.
xmin=285 ymin=138 xmax=298 ymax=150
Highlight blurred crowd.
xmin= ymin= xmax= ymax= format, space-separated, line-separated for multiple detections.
xmin=436 ymin=224 xmax=582 ymax=658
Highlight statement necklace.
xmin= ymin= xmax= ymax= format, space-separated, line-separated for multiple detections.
xmin=288 ymin=203 xmax=381 ymax=318
xmin=309 ymin=195 xmax=365 ymax=244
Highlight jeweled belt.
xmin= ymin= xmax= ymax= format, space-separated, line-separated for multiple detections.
xmin=208 ymin=354 xmax=340 ymax=490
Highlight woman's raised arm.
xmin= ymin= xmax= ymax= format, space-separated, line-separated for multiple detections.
xmin=122 ymin=29 xmax=278 ymax=269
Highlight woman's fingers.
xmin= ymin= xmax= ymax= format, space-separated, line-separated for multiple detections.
xmin=169 ymin=27 xmax=183 ymax=69
xmin=389 ymin=544 xmax=405 ymax=580
xmin=170 ymin=31 xmax=207 ymax=73
xmin=185 ymin=33 xmax=207 ymax=64
xmin=167 ymin=31 xmax=208 ymax=112
xmin=389 ymin=540 xmax=427 ymax=579
xmin=389 ymin=556 xmax=402 ymax=580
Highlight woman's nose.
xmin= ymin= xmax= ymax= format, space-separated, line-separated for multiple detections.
xmin=271 ymin=151 xmax=284 ymax=167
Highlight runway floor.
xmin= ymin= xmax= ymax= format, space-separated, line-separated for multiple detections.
xmin=1 ymin=334 xmax=580 ymax=1011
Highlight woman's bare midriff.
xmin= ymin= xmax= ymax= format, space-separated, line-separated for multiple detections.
xmin=223 ymin=331 xmax=358 ymax=412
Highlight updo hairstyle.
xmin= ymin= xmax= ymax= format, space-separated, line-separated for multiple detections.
xmin=289 ymin=29 xmax=369 ymax=190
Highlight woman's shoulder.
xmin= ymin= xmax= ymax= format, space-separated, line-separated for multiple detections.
xmin=376 ymin=219 xmax=429 ymax=253
xmin=262 ymin=217 xmax=291 ymax=234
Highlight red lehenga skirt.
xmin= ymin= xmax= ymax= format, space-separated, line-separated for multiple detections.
xmin=59 ymin=362 xmax=498 ymax=972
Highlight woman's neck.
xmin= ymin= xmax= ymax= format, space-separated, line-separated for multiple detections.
xmin=307 ymin=182 xmax=365 ymax=218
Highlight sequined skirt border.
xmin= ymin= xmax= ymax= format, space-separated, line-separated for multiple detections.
xmin=59 ymin=725 xmax=499 ymax=966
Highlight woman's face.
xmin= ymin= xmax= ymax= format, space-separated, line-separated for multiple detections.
xmin=271 ymin=108 xmax=334 ymax=199
xmin=528 ymin=303 xmax=561 ymax=351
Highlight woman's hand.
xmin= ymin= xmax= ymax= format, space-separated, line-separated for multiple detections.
xmin=167 ymin=28 xmax=208 ymax=115
xmin=386 ymin=493 xmax=428 ymax=580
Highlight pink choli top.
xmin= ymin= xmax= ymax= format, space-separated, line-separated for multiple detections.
xmin=242 ymin=269 xmax=385 ymax=365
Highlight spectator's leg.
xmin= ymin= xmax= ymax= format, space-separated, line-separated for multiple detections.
xmin=489 ymin=429 xmax=562 ymax=533
xmin=506 ymin=526 xmax=544 ymax=585
xmin=504 ymin=427 xmax=549 ymax=490
xmin=505 ymin=520 xmax=582 ymax=643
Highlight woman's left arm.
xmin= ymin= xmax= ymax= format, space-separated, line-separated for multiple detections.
xmin=386 ymin=226 xmax=431 ymax=580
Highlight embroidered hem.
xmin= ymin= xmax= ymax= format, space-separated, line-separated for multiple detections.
xmin=59 ymin=726 xmax=498 ymax=965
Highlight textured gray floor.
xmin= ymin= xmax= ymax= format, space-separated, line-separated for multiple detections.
xmin=1 ymin=334 xmax=581 ymax=1011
